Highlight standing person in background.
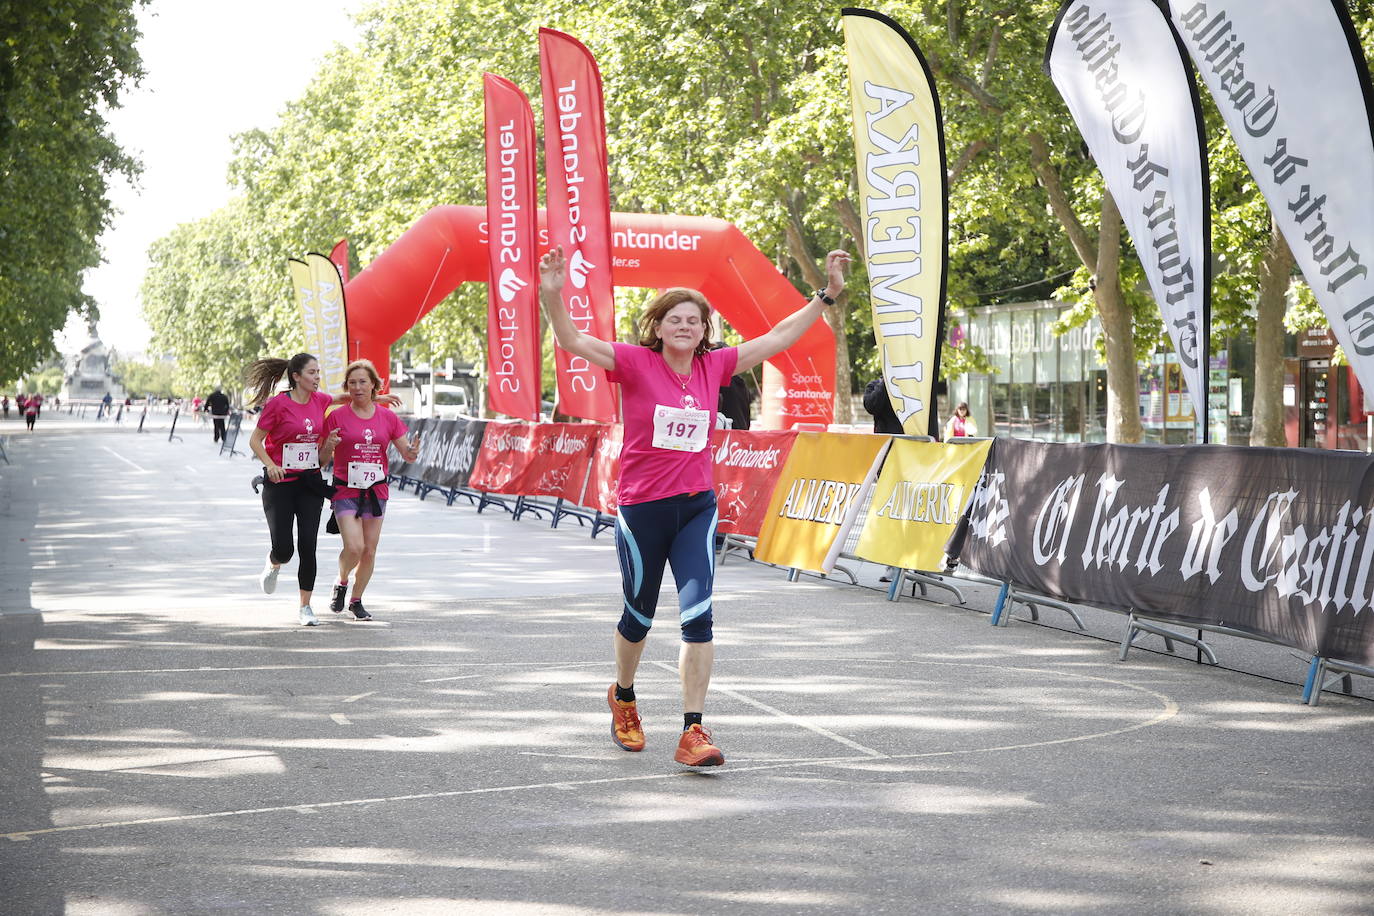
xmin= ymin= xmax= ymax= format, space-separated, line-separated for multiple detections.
xmin=206 ymin=387 xmax=231 ymax=443
xmin=863 ymin=378 xmax=904 ymax=435
xmin=539 ymin=242 xmax=849 ymax=768
xmin=319 ymin=359 xmax=419 ymax=622
xmin=716 ymin=365 xmax=754 ymax=431
xmin=246 ymin=354 xmax=340 ymax=627
xmin=100 ymin=391 xmax=112 ymax=419
xmin=942 ymin=401 xmax=977 ymax=439
xmin=2 ymin=395 xmax=9 ymax=419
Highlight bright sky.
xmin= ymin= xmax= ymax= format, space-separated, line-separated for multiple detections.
xmin=65 ymin=0 xmax=365 ymax=357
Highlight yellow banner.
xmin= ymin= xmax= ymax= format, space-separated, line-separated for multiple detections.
xmin=855 ymin=438 xmax=992 ymax=572
xmin=290 ymin=253 xmax=350 ymax=395
xmin=843 ymin=10 xmax=946 ymax=436
xmin=754 ymin=431 xmax=891 ymax=574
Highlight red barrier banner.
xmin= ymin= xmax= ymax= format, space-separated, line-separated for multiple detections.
xmin=483 ymin=73 xmax=542 ymax=421
xmin=508 ymin=422 xmax=603 ymax=501
xmin=539 ymin=28 xmax=617 ymax=422
xmin=710 ymin=428 xmax=798 ymax=537
xmin=584 ymin=423 xmax=623 ymax=514
xmin=468 ymin=420 xmax=538 ymax=493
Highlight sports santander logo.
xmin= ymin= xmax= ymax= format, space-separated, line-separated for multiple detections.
xmin=498 ymin=268 xmax=528 ymax=302
xmin=567 ymin=249 xmax=595 ymax=289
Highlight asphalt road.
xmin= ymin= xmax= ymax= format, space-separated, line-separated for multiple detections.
xmin=2 ymin=411 xmax=1372 ymax=915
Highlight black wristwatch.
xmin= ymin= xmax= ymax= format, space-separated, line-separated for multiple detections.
xmin=814 ymin=289 xmax=836 ymax=305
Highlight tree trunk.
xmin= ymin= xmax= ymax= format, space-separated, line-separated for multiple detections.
xmin=1094 ymin=190 xmax=1143 ymax=443
xmin=1250 ymin=213 xmax=1294 ymax=447
xmin=1028 ymin=135 xmax=1138 ymax=440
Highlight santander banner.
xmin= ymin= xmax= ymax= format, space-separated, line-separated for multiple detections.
xmin=711 ymin=429 xmax=799 ymax=537
xmin=585 ymin=423 xmax=623 ymax=514
xmin=509 ymin=422 xmax=602 ymax=501
xmin=483 ymin=73 xmax=542 ymax=421
xmin=468 ymin=420 xmax=538 ymax=494
xmin=539 ymin=28 xmax=617 ymax=422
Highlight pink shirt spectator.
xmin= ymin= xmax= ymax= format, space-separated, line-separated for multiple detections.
xmin=324 ymin=403 xmax=408 ymax=501
xmin=256 ymin=390 xmax=332 ymax=481
xmin=607 ymin=342 xmax=737 ymax=506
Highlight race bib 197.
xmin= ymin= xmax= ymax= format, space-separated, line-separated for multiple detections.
xmin=651 ymin=405 xmax=710 ymax=452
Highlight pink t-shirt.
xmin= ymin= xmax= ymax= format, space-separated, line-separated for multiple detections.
xmin=257 ymin=390 xmax=332 ymax=480
xmin=324 ymin=402 xmax=408 ymax=501
xmin=607 ymin=342 xmax=738 ymax=506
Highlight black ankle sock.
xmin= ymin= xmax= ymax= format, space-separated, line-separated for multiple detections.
xmin=684 ymin=712 xmax=703 ymax=731
xmin=615 ymin=683 xmax=635 ymax=703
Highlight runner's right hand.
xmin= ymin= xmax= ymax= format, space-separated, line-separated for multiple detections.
xmin=266 ymin=463 xmax=285 ymax=483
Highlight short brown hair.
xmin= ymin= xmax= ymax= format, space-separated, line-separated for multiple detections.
xmin=637 ymin=288 xmax=712 ymax=357
xmin=343 ymin=359 xmax=382 ymax=400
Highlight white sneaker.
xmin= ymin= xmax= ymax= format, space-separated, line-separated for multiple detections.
xmin=299 ymin=605 xmax=319 ymax=627
xmin=259 ymin=559 xmax=280 ymax=594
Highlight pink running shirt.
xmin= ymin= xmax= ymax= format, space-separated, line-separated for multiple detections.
xmin=607 ymin=342 xmax=737 ymax=506
xmin=257 ymin=389 xmax=332 ymax=481
xmin=324 ymin=403 xmax=408 ymax=501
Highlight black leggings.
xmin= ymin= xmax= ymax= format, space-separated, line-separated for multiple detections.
xmin=261 ymin=475 xmax=325 ymax=593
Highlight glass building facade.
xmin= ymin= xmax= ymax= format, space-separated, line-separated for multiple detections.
xmin=947 ymin=300 xmax=1371 ymax=452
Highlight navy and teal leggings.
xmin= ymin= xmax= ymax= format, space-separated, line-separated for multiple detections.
xmin=614 ymin=490 xmax=718 ymax=644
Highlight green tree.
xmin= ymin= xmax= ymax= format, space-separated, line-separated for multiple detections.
xmin=112 ymin=355 xmax=182 ymax=398
xmin=0 ymin=1 xmax=146 ymax=381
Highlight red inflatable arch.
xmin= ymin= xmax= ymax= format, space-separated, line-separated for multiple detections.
xmin=344 ymin=205 xmax=834 ymax=428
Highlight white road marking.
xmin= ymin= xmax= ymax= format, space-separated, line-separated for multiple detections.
xmin=330 ymin=713 xmax=351 ymax=725
xmin=0 ymin=693 xmax=1178 ymax=843
xmin=416 ymin=673 xmax=488 ymax=684
xmin=0 ymin=661 xmax=608 ymax=679
xmin=650 ymin=660 xmax=885 ymax=757
xmin=101 ymin=446 xmax=148 ymax=472
xmin=342 ymin=691 xmax=376 ymax=704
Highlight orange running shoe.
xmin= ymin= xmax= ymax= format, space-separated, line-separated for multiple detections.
xmin=674 ymin=723 xmax=724 ymax=767
xmin=607 ymin=684 xmax=645 ymax=751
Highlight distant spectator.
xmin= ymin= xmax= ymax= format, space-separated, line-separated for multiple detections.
xmin=2 ymin=395 xmax=8 ymax=419
xmin=205 ymin=387 xmax=231 ymax=443
xmin=943 ymin=401 xmax=977 ymax=440
xmin=100 ymin=391 xmax=112 ymax=419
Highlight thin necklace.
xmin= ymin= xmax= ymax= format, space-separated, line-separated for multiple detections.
xmin=663 ymin=352 xmax=693 ymax=390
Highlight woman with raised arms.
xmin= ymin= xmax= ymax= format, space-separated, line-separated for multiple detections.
xmin=538 ymin=244 xmax=849 ymax=767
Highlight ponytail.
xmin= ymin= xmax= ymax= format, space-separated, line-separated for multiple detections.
xmin=243 ymin=353 xmax=316 ymax=407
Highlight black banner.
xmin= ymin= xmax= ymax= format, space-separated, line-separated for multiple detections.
xmin=394 ymin=417 xmax=488 ymax=490
xmin=958 ymin=439 xmax=1374 ymax=666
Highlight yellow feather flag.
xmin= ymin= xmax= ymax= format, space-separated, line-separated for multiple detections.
xmin=289 ymin=253 xmax=350 ymax=396
xmin=843 ymin=8 xmax=948 ymax=436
